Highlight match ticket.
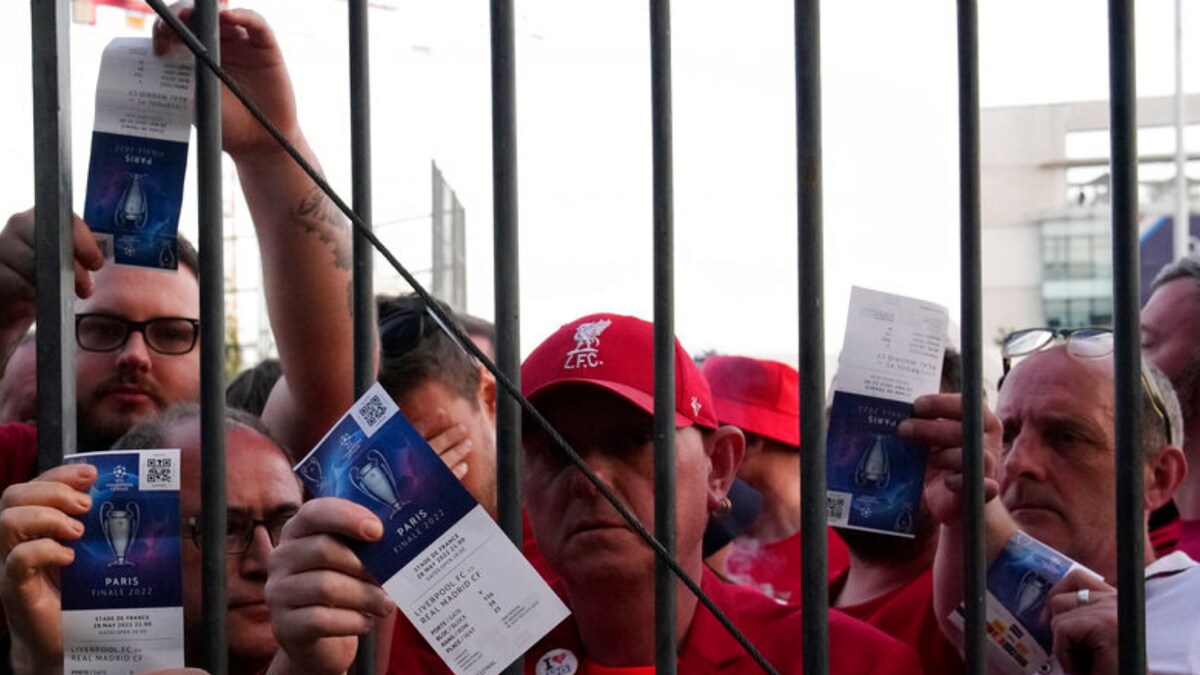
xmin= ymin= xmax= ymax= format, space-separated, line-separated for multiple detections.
xmin=60 ymin=449 xmax=185 ymax=675
xmin=296 ymin=384 xmax=570 ymax=675
xmin=83 ymin=38 xmax=193 ymax=270
xmin=826 ymin=286 xmax=948 ymax=537
xmin=950 ymin=531 xmax=1089 ymax=675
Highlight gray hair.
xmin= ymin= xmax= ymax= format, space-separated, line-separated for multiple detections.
xmin=1142 ymin=361 xmax=1184 ymax=455
xmin=113 ymin=402 xmax=288 ymax=459
xmin=1152 ymin=255 xmax=1200 ymax=295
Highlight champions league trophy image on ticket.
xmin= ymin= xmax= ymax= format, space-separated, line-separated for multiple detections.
xmin=114 ymin=172 xmax=150 ymax=229
xmin=100 ymin=500 xmax=140 ymax=567
xmin=855 ymin=433 xmax=891 ymax=489
xmin=349 ymin=448 xmax=411 ymax=518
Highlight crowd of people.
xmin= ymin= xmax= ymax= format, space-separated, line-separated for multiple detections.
xmin=0 ymin=5 xmax=1198 ymax=675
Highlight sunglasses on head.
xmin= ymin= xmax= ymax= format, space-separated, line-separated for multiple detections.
xmin=1000 ymin=326 xmax=1173 ymax=445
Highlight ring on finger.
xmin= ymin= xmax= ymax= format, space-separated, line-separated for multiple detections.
xmin=1075 ymin=588 xmax=1090 ymax=607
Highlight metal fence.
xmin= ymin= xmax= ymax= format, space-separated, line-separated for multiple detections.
xmin=27 ymin=0 xmax=1148 ymax=673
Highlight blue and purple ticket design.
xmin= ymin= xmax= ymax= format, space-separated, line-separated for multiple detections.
xmin=826 ymin=286 xmax=948 ymax=537
xmin=60 ymin=449 xmax=184 ymax=675
xmin=296 ymin=383 xmax=569 ymax=675
xmin=83 ymin=38 xmax=193 ymax=271
xmin=951 ymin=531 xmax=1091 ymax=675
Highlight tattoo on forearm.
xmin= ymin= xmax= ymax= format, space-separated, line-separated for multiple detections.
xmin=291 ymin=185 xmax=352 ymax=270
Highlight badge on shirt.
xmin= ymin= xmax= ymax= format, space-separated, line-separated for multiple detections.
xmin=534 ymin=649 xmax=579 ymax=675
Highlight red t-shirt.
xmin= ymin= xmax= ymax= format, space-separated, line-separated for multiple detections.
xmin=830 ymin=567 xmax=963 ymax=675
xmin=723 ymin=529 xmax=851 ymax=603
xmin=386 ymin=512 xmax=555 ymax=674
xmin=522 ymin=568 xmax=924 ymax=675
xmin=1178 ymin=519 xmax=1200 ymax=561
xmin=0 ymin=422 xmax=39 ymax=491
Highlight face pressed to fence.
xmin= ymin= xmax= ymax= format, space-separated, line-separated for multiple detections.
xmin=74 ymin=265 xmax=201 ymax=450
xmin=522 ymin=386 xmax=723 ymax=584
xmin=172 ymin=418 xmax=303 ymax=667
xmin=399 ymin=377 xmax=499 ymax=518
xmin=996 ymin=347 xmax=1121 ymax=575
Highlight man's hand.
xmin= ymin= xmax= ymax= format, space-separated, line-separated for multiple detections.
xmin=1046 ymin=570 xmax=1120 ymax=675
xmin=0 ymin=209 xmax=104 ymax=364
xmin=153 ymin=5 xmax=298 ymax=160
xmin=265 ymin=498 xmax=395 ymax=675
xmin=898 ymin=393 xmax=1003 ymax=526
xmin=0 ymin=464 xmax=98 ymax=675
xmin=412 ymin=408 xmax=473 ymax=480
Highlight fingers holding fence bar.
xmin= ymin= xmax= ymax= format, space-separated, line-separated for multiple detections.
xmin=192 ymin=0 xmax=228 ymax=672
xmin=31 ymin=0 xmax=76 ymax=471
xmin=348 ymin=0 xmax=376 ymax=672
xmin=794 ymin=1 xmax=830 ymax=674
xmin=955 ymin=1 xmax=987 ymax=673
xmin=1107 ymin=2 xmax=1148 ymax=674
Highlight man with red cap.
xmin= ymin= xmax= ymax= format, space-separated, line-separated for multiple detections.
xmin=700 ymin=355 xmax=850 ymax=602
xmin=518 ymin=313 xmax=923 ymax=674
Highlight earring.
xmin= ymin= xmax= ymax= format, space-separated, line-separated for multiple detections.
xmin=715 ymin=496 xmax=733 ymax=516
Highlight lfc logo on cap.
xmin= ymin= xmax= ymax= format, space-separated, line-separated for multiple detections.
xmin=535 ymin=648 xmax=579 ymax=675
xmin=563 ymin=319 xmax=611 ymax=370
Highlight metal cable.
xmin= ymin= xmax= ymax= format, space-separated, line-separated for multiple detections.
xmin=143 ymin=1 xmax=780 ymax=672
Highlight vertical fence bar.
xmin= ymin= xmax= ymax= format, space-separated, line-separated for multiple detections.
xmin=31 ymin=0 xmax=75 ymax=470
xmin=489 ymin=1 xmax=523 ymax=672
xmin=194 ymin=0 xmax=227 ymax=671
xmin=348 ymin=0 xmax=376 ymax=671
xmin=649 ymin=0 xmax=678 ymax=671
xmin=1107 ymin=2 xmax=1146 ymax=674
xmin=955 ymin=1 xmax=987 ymax=672
xmin=795 ymin=1 xmax=828 ymax=673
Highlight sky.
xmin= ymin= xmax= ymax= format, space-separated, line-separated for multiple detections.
xmin=2 ymin=0 xmax=1199 ymax=365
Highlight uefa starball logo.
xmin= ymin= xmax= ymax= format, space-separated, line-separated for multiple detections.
xmin=563 ymin=319 xmax=612 ymax=370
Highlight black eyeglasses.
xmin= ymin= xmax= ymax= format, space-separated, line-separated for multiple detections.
xmin=1000 ymin=327 xmax=1173 ymax=445
xmin=184 ymin=511 xmax=296 ymax=555
xmin=76 ymin=313 xmax=200 ymax=355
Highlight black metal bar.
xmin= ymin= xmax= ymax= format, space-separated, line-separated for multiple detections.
xmin=956 ymin=1 xmax=987 ymax=672
xmin=194 ymin=0 xmax=227 ymax=672
xmin=795 ymin=2 xmax=829 ymax=674
xmin=1108 ymin=1 xmax=1146 ymax=674
xmin=31 ymin=0 xmax=75 ymax=470
xmin=348 ymin=0 xmax=376 ymax=672
xmin=489 ymin=0 xmax=524 ymax=613
xmin=649 ymin=0 xmax=677 ymax=672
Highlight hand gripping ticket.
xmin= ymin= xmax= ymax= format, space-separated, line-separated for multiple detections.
xmin=296 ymin=384 xmax=569 ymax=675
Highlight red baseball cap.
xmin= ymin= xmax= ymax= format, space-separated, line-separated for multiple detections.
xmin=700 ymin=355 xmax=800 ymax=447
xmin=522 ymin=313 xmax=718 ymax=429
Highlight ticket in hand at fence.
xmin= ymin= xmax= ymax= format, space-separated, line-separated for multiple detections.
xmin=826 ymin=286 xmax=948 ymax=537
xmin=296 ymin=383 xmax=570 ymax=675
xmin=949 ymin=531 xmax=1093 ymax=675
xmin=60 ymin=449 xmax=185 ymax=675
xmin=83 ymin=37 xmax=193 ymax=271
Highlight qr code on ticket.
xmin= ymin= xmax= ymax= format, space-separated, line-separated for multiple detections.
xmin=139 ymin=451 xmax=180 ymax=491
xmin=349 ymin=385 xmax=398 ymax=437
xmin=826 ymin=491 xmax=851 ymax=526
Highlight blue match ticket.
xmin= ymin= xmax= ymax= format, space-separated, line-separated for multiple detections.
xmin=296 ymin=384 xmax=569 ymax=675
xmin=60 ymin=449 xmax=184 ymax=675
xmin=950 ymin=531 xmax=1090 ymax=675
xmin=826 ymin=286 xmax=948 ymax=537
xmin=83 ymin=38 xmax=193 ymax=270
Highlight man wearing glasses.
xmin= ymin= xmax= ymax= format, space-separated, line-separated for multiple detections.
xmin=0 ymin=404 xmax=320 ymax=675
xmin=902 ymin=330 xmax=1200 ymax=673
xmin=0 ymin=5 xmax=354 ymax=464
